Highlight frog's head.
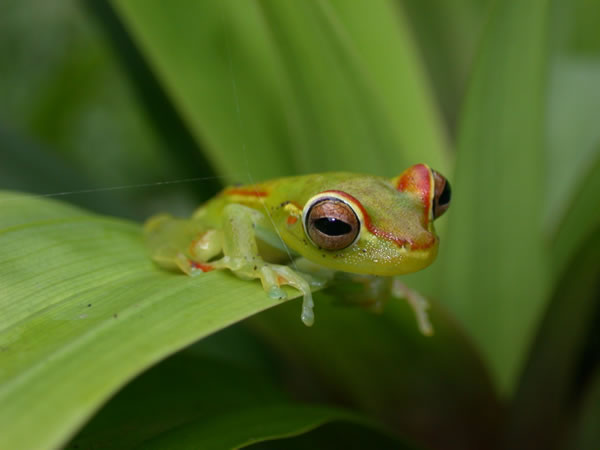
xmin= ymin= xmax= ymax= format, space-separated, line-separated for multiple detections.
xmin=293 ymin=164 xmax=451 ymax=276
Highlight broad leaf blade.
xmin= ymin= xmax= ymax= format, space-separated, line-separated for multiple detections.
xmin=400 ymin=0 xmax=492 ymax=128
xmin=250 ymin=293 xmax=502 ymax=450
xmin=550 ymin=151 xmax=600 ymax=279
xmin=138 ymin=404 xmax=409 ymax=450
xmin=544 ymin=0 xmax=600 ymax=268
xmin=66 ymin=327 xmax=413 ymax=449
xmin=567 ymin=369 xmax=600 ymax=450
xmin=111 ymin=0 xmax=294 ymax=182
xmin=0 ymin=192 xmax=299 ymax=450
xmin=112 ymin=0 xmax=450 ymax=180
xmin=544 ymin=57 xmax=600 ymax=237
xmin=297 ymin=0 xmax=450 ymax=171
xmin=436 ymin=0 xmax=550 ymax=394
xmin=505 ymin=227 xmax=600 ymax=449
xmin=66 ymin=351 xmax=288 ymax=449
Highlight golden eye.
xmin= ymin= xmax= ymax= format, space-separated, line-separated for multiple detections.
xmin=304 ymin=198 xmax=360 ymax=250
xmin=432 ymin=170 xmax=451 ymax=219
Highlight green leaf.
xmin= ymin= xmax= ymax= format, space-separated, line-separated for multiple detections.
xmin=67 ymin=327 xmax=412 ymax=449
xmin=137 ymin=404 xmax=408 ymax=450
xmin=436 ymin=0 xmax=551 ymax=394
xmin=550 ymin=151 xmax=600 ymax=279
xmin=111 ymin=0 xmax=450 ymax=181
xmin=567 ymin=369 xmax=600 ymax=450
xmin=543 ymin=0 xmax=600 ymax=265
xmin=545 ymin=58 xmax=600 ymax=239
xmin=400 ymin=0 xmax=492 ymax=128
xmin=0 ymin=192 xmax=301 ymax=450
xmin=250 ymin=291 xmax=502 ymax=450
xmin=111 ymin=0 xmax=294 ymax=181
xmin=0 ymin=1 xmax=187 ymax=189
xmin=312 ymin=0 xmax=451 ymax=170
xmin=0 ymin=0 xmax=212 ymax=221
xmin=66 ymin=350 xmax=288 ymax=449
xmin=504 ymin=226 xmax=600 ymax=449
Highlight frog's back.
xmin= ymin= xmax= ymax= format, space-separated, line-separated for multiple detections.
xmin=200 ymin=173 xmax=372 ymax=212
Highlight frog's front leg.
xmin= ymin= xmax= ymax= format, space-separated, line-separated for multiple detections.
xmin=392 ymin=279 xmax=434 ymax=336
xmin=211 ymin=204 xmax=316 ymax=326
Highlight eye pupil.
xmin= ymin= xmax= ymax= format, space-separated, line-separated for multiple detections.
xmin=314 ymin=217 xmax=352 ymax=236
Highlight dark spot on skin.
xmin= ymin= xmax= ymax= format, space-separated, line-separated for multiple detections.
xmin=113 ymin=313 xmax=118 ymax=319
xmin=87 ymin=304 xmax=92 ymax=307
xmin=254 ymin=266 xmax=257 ymax=270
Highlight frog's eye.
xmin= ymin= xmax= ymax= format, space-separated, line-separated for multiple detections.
xmin=432 ymin=170 xmax=451 ymax=219
xmin=303 ymin=197 xmax=360 ymax=250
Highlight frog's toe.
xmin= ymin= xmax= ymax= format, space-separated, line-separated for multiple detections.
xmin=301 ymin=302 xmax=315 ymax=326
xmin=267 ymin=286 xmax=287 ymax=300
xmin=151 ymin=250 xmax=195 ymax=275
xmin=252 ymin=264 xmax=315 ymax=326
xmin=189 ymin=260 xmax=215 ymax=275
xmin=168 ymin=252 xmax=214 ymax=277
xmin=310 ymin=278 xmax=328 ymax=289
xmin=269 ymin=265 xmax=315 ymax=327
xmin=258 ymin=265 xmax=284 ymax=296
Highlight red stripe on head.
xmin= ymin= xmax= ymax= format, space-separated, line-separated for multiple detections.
xmin=394 ymin=164 xmax=432 ymax=225
xmin=224 ymin=188 xmax=268 ymax=197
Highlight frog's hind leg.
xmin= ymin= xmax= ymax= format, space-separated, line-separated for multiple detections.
xmin=209 ymin=204 xmax=316 ymax=326
xmin=144 ymin=214 xmax=222 ymax=275
xmin=392 ymin=279 xmax=434 ymax=336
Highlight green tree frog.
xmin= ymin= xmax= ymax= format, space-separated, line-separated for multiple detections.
xmin=144 ymin=164 xmax=451 ymax=334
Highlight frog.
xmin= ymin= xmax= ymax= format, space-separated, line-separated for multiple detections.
xmin=144 ymin=163 xmax=451 ymax=334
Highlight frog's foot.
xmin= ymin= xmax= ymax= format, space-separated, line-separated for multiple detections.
xmin=156 ymin=252 xmax=215 ymax=276
xmin=211 ymin=257 xmax=315 ymax=326
xmin=392 ymin=279 xmax=434 ymax=336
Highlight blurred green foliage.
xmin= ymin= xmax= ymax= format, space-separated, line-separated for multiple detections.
xmin=1 ymin=0 xmax=599 ymax=449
